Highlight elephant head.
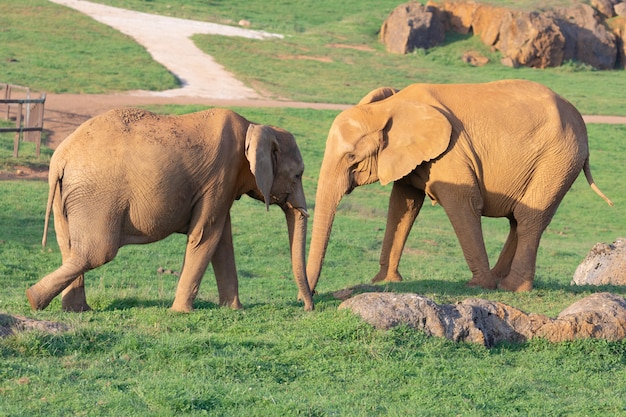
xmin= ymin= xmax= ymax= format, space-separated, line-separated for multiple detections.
xmin=306 ymin=89 xmax=452 ymax=292
xmin=245 ymin=124 xmax=313 ymax=310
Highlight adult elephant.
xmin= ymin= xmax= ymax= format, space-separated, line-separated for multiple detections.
xmin=306 ymin=80 xmax=613 ymax=294
xmin=27 ymin=107 xmax=313 ymax=312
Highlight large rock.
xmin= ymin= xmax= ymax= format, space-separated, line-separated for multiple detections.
xmin=380 ymin=2 xmax=446 ymax=53
xmin=385 ymin=0 xmax=622 ymax=70
xmin=608 ymin=16 xmax=626 ymax=68
xmin=439 ymin=1 xmax=480 ymax=34
xmin=471 ymin=4 xmax=511 ymax=46
xmin=572 ymin=238 xmax=626 ymax=286
xmin=496 ymin=11 xmax=565 ymax=68
xmin=444 ymin=3 xmax=565 ymax=68
xmin=339 ymin=292 xmax=626 ymax=347
xmin=591 ymin=0 xmax=617 ymax=19
xmin=550 ymin=3 xmax=618 ymax=69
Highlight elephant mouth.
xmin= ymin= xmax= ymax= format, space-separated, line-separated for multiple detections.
xmin=288 ymin=202 xmax=309 ymax=218
xmin=276 ymin=196 xmax=309 ymax=218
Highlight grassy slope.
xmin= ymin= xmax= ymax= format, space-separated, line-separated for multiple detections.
xmin=1 ymin=1 xmax=626 ymax=415
xmin=0 ymin=0 xmax=178 ymax=93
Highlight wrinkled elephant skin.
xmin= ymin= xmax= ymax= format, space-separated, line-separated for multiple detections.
xmin=307 ymin=80 xmax=612 ymax=294
xmin=27 ymin=108 xmax=313 ymax=312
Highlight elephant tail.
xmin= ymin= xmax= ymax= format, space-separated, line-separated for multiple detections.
xmin=42 ymin=171 xmax=60 ymax=248
xmin=583 ymin=157 xmax=614 ymax=206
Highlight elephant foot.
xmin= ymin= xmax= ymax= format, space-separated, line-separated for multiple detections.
xmin=220 ymin=296 xmax=243 ymax=310
xmin=62 ymin=289 xmax=92 ymax=312
xmin=498 ymin=275 xmax=533 ymax=292
xmin=466 ymin=276 xmax=498 ymax=290
xmin=170 ymin=300 xmax=194 ymax=313
xmin=297 ymin=291 xmax=315 ymax=311
xmin=62 ymin=300 xmax=92 ymax=313
xmin=26 ymin=285 xmax=53 ymax=310
xmin=372 ymin=270 xmax=403 ymax=283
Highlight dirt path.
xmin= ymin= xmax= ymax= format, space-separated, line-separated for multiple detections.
xmin=43 ymin=93 xmax=350 ymax=149
xmin=49 ymin=0 xmax=282 ymax=99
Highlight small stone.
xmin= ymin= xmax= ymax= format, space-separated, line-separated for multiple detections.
xmin=461 ymin=50 xmax=489 ymax=66
xmin=572 ymin=238 xmax=626 ymax=286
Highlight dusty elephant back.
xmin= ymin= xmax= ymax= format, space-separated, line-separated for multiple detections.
xmin=49 ymin=107 xmax=252 ymax=239
xmin=52 ymin=108 xmax=249 ymax=178
xmin=59 ymin=107 xmax=248 ymax=149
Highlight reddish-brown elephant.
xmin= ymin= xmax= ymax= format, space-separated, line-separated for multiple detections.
xmin=307 ymin=80 xmax=612 ymax=295
xmin=27 ymin=107 xmax=313 ymax=312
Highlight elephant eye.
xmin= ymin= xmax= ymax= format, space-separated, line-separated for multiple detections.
xmin=346 ymin=153 xmax=356 ymax=163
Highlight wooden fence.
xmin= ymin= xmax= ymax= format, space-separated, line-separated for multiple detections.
xmin=0 ymin=83 xmax=46 ymax=157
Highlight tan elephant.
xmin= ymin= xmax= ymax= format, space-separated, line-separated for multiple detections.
xmin=27 ymin=107 xmax=313 ymax=312
xmin=307 ymin=80 xmax=613 ymax=294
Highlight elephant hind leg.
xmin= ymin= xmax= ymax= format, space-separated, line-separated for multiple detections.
xmin=61 ymin=274 xmax=91 ymax=312
xmin=497 ymin=229 xmax=541 ymax=292
xmin=27 ymin=255 xmax=93 ymax=310
xmin=29 ymin=229 xmax=121 ymax=310
xmin=490 ymin=216 xmax=518 ymax=282
xmin=498 ymin=206 xmax=555 ymax=292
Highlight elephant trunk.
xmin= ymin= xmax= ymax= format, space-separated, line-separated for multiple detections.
xmin=284 ymin=205 xmax=314 ymax=311
xmin=306 ymin=171 xmax=348 ymax=293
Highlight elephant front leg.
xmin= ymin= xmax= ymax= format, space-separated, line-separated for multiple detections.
xmin=490 ymin=216 xmax=518 ymax=282
xmin=211 ymin=214 xmax=242 ymax=309
xmin=61 ymin=274 xmax=92 ymax=312
xmin=171 ymin=219 xmax=222 ymax=313
xmin=373 ymin=181 xmax=425 ymax=283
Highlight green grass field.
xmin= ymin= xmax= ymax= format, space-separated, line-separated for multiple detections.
xmin=1 ymin=1 xmax=626 ymax=415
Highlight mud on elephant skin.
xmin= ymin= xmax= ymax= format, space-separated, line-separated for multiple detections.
xmin=27 ymin=107 xmax=314 ymax=313
xmin=307 ymin=79 xmax=613 ymax=295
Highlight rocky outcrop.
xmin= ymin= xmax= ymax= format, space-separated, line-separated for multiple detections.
xmin=572 ymin=238 xmax=626 ymax=286
xmin=608 ymin=16 xmax=626 ymax=67
xmin=381 ymin=0 xmax=626 ymax=69
xmin=380 ymin=2 xmax=446 ymax=54
xmin=550 ymin=3 xmax=618 ymax=69
xmin=497 ymin=10 xmax=565 ymax=68
xmin=339 ymin=292 xmax=626 ymax=347
xmin=0 ymin=313 xmax=70 ymax=338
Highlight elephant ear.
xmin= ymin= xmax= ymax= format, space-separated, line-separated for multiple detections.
xmin=245 ymin=124 xmax=277 ymax=211
xmin=357 ymin=86 xmax=399 ymax=105
xmin=377 ymin=101 xmax=452 ymax=185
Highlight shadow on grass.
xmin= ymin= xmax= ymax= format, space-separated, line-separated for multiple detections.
xmin=104 ymin=297 xmax=219 ymax=311
xmin=313 ymin=277 xmax=626 ymax=305
xmin=103 ymin=296 xmax=314 ymax=312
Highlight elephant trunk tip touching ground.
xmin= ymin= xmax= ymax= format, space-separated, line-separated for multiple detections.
xmin=306 ymin=80 xmax=613 ymax=295
xmin=28 ymin=107 xmax=313 ymax=313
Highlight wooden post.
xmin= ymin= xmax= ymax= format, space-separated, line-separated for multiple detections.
xmin=13 ymin=102 xmax=22 ymax=157
xmin=34 ymin=94 xmax=46 ymax=157
xmin=3 ymin=84 xmax=10 ymax=120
